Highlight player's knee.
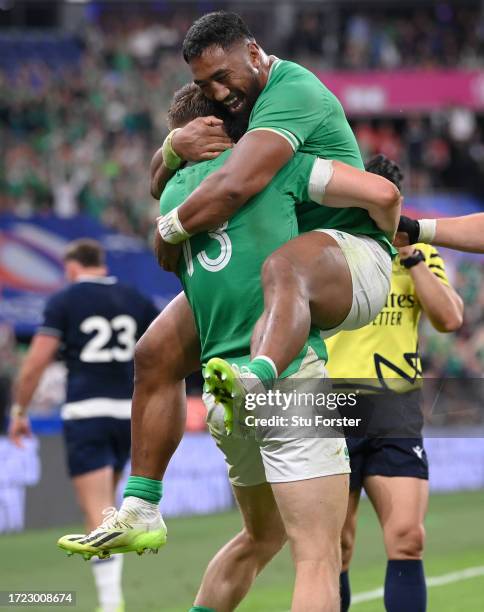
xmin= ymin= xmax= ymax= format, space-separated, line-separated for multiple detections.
xmin=240 ymin=525 xmax=286 ymax=563
xmin=134 ymin=326 xmax=172 ymax=377
xmin=386 ymin=521 xmax=425 ymax=559
xmin=134 ymin=335 xmax=159 ymax=377
xmin=287 ymin=525 xmax=341 ymax=569
xmin=262 ymin=252 xmax=304 ymax=294
xmin=341 ymin=526 xmax=356 ymax=570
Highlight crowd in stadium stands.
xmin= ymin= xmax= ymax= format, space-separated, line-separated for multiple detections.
xmin=289 ymin=4 xmax=484 ymax=69
xmin=421 ymin=258 xmax=484 ymax=377
xmin=418 ymin=257 xmax=484 ymax=425
xmin=0 ymin=3 xmax=483 ymax=233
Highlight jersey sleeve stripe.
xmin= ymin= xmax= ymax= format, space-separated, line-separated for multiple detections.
xmin=428 ymin=264 xmax=445 ymax=271
xmin=37 ymin=326 xmax=62 ymax=337
xmin=433 ymin=272 xmax=449 ymax=284
xmin=247 ymin=127 xmax=298 ymax=151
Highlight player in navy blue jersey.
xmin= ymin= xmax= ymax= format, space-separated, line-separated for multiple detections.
xmin=9 ymin=239 xmax=158 ymax=612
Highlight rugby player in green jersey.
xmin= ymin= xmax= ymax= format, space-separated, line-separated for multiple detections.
xmin=159 ymin=116 xmax=352 ymax=612
xmin=115 ymin=9 xmax=400 ymax=553
xmin=153 ymin=13 xmax=398 ymax=442
xmin=60 ymin=82 xmax=400 ymax=611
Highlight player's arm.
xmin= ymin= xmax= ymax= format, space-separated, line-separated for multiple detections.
xmin=310 ymin=159 xmax=402 ymax=236
xmin=159 ymin=75 xmax=331 ymax=243
xmin=9 ymin=334 xmax=60 ymax=447
xmin=150 ymin=147 xmax=179 ymax=200
xmin=399 ymin=247 xmax=463 ymax=333
xmin=174 ymin=130 xmax=293 ymax=233
xmin=397 ymin=214 xmax=484 ymax=253
xmin=155 ymin=130 xmax=291 ymax=272
xmin=150 ymin=116 xmax=233 ymax=200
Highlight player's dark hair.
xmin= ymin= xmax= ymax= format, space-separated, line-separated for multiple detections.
xmin=167 ymin=82 xmax=244 ymax=143
xmin=182 ymin=11 xmax=255 ymax=63
xmin=64 ymin=239 xmax=105 ymax=268
xmin=167 ymin=83 xmax=220 ymax=130
xmin=365 ymin=154 xmax=404 ymax=190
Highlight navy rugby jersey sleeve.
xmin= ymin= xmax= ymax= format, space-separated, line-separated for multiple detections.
xmin=38 ymin=291 xmax=68 ymax=338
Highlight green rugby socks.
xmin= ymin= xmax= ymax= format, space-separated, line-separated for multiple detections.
xmin=123 ymin=476 xmax=162 ymax=504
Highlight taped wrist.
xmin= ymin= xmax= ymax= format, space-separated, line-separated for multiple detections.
xmin=10 ymin=403 xmax=26 ymax=418
xmin=162 ymin=128 xmax=183 ymax=170
xmin=308 ymin=158 xmax=334 ymax=204
xmin=418 ymin=219 xmax=437 ymax=244
xmin=157 ymin=209 xmax=191 ymax=244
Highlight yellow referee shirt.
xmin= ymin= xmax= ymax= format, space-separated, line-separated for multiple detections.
xmin=326 ymin=243 xmax=450 ymax=392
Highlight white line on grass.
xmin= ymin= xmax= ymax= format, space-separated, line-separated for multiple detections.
xmin=351 ymin=565 xmax=484 ymax=605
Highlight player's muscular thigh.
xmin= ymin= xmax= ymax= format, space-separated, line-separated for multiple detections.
xmin=268 ymin=233 xmax=353 ymax=329
xmin=135 ymin=292 xmax=201 ymax=382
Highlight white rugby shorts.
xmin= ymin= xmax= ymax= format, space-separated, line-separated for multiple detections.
xmin=204 ymin=347 xmax=350 ymax=486
xmin=316 ymin=230 xmax=392 ymax=339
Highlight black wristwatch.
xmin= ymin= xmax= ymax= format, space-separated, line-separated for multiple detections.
xmin=401 ymin=249 xmax=426 ymax=269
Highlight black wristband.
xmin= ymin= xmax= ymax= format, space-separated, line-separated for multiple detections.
xmin=401 ymin=249 xmax=426 ymax=269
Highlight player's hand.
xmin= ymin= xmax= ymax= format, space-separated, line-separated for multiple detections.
xmin=394 ymin=215 xmax=420 ymax=246
xmin=154 ymin=228 xmax=182 ymax=273
xmin=8 ymin=415 xmax=32 ymax=448
xmin=171 ymin=116 xmax=233 ymax=161
xmin=397 ymin=245 xmax=416 ymax=259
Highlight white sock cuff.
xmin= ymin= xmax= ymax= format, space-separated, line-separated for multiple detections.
xmin=122 ymin=496 xmax=159 ymax=511
xmin=90 ymin=553 xmax=123 ymax=567
xmin=255 ymin=355 xmax=278 ymax=378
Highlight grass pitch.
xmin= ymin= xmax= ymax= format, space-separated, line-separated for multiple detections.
xmin=1 ymin=490 xmax=483 ymax=611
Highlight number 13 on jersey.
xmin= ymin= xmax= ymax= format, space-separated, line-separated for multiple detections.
xmin=182 ymin=222 xmax=232 ymax=276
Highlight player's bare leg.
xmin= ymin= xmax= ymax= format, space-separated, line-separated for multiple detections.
xmin=193 ymin=483 xmax=286 ymax=612
xmin=72 ymin=466 xmax=117 ymax=532
xmin=72 ymin=466 xmax=125 ymax=612
xmin=365 ymin=476 xmax=428 ymax=612
xmin=251 ymin=232 xmax=353 ymax=375
xmin=130 ymin=292 xmax=201 ymax=479
xmin=271 ymin=474 xmax=349 ymax=612
xmin=340 ymin=489 xmax=362 ymax=611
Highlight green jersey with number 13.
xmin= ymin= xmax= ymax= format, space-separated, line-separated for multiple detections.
xmin=159 ymin=149 xmax=326 ymax=375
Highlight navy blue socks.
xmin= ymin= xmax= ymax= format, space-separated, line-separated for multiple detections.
xmin=340 ymin=570 xmax=351 ymax=612
xmin=384 ymin=560 xmax=426 ymax=612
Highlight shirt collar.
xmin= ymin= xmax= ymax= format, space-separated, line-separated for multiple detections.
xmin=76 ymin=275 xmax=117 ymax=285
xmin=266 ymin=57 xmax=282 ymax=85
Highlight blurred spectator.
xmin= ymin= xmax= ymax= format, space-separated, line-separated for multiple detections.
xmin=351 ymin=113 xmax=484 ymax=195
xmin=0 ymin=322 xmax=17 ymax=432
xmin=421 ymin=258 xmax=484 ymax=380
xmin=341 ymin=3 xmax=483 ymax=70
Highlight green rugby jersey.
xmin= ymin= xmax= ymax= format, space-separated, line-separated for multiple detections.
xmin=248 ymin=59 xmax=396 ymax=255
xmin=159 ymin=149 xmax=327 ymax=375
